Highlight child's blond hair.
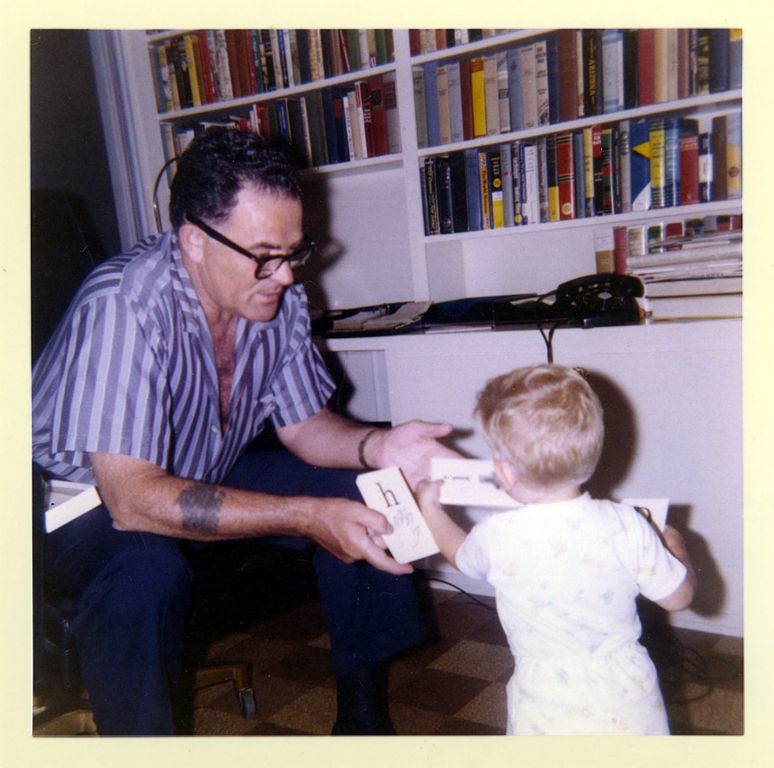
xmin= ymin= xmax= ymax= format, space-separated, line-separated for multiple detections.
xmin=475 ymin=364 xmax=604 ymax=492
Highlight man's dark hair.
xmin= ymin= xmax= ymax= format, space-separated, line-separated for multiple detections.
xmin=169 ymin=127 xmax=303 ymax=230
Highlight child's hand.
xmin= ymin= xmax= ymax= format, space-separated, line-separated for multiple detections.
xmin=415 ymin=479 xmax=443 ymax=516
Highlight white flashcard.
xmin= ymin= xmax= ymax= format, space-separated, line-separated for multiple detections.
xmin=431 ymin=458 xmax=515 ymax=508
xmin=622 ymin=497 xmax=670 ymax=529
xmin=356 ymin=467 xmax=440 ymax=563
xmin=45 ymin=480 xmax=102 ymax=533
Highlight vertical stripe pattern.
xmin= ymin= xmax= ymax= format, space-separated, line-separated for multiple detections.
xmin=32 ymin=233 xmax=335 ymax=485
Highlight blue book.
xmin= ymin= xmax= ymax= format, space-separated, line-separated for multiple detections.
xmin=423 ymin=61 xmax=441 ymax=147
xmin=545 ymin=33 xmax=560 ymax=124
xmin=629 ymin=117 xmax=651 ymax=210
xmin=602 ymin=29 xmax=624 ymax=113
xmin=506 ymin=48 xmax=524 ymax=131
xmin=321 ymin=88 xmax=340 ymax=163
xmin=464 ymin=148 xmax=482 ymax=231
xmin=573 ymin=130 xmax=586 ymax=219
xmin=663 ymin=117 xmax=680 ymax=208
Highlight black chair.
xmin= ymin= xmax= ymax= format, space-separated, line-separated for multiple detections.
xmin=31 ymin=191 xmax=256 ymax=734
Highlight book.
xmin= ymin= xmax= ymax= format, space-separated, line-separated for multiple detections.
xmin=725 ymin=111 xmax=742 ymax=200
xmin=729 ymin=29 xmax=743 ymax=90
xmin=470 ymin=57 xmax=487 ymax=137
xmin=591 ymin=124 xmax=604 ymax=215
xmin=423 ymin=62 xmax=440 ymax=146
xmin=645 ymin=275 xmax=743 ymax=297
xmin=506 ymin=48 xmax=524 ymax=131
xmin=488 ymin=150 xmax=505 ymax=228
xmin=649 ymin=117 xmax=667 ymax=208
xmin=497 ymin=52 xmax=511 ymax=134
xmin=708 ymin=28 xmax=730 ymax=94
xmin=602 ymin=29 xmax=624 ymax=113
xmin=623 ymin=29 xmax=639 ymax=109
xmin=594 ymin=227 xmax=616 ymax=273
xmin=464 ymin=148 xmax=483 ymax=231
xmin=422 ymin=157 xmax=440 ymax=235
xmin=447 ymin=61 xmax=464 ymax=143
xmin=583 ymin=126 xmax=596 ymax=217
xmin=696 ymin=30 xmax=711 ymax=94
xmin=459 ymin=59 xmax=474 ymax=140
xmin=368 ymin=76 xmax=389 ymax=156
xmin=699 ymin=131 xmax=713 ymax=202
xmin=663 ymin=117 xmax=681 ymax=208
xmin=478 ymin=149 xmax=492 ymax=229
xmin=383 ymin=73 xmax=401 ymax=154
xmin=436 ymin=155 xmax=454 ymax=234
xmin=679 ymin=118 xmax=700 ymax=205
xmin=546 ymin=134 xmax=560 ymax=222
xmin=483 ymin=54 xmax=500 ymax=136
xmin=534 ymin=39 xmax=550 ymax=126
xmin=637 ymin=29 xmax=656 ymax=106
xmin=618 ymin=119 xmax=632 ymax=212
xmin=573 ymin=131 xmax=587 ymax=219
xmin=654 ymin=28 xmax=678 ymax=103
xmin=712 ymin=114 xmax=728 ymax=200
xmin=356 ymin=468 xmax=439 ymax=563
xmin=556 ymin=131 xmax=576 ymax=220
xmin=412 ymin=67 xmax=428 ymax=148
xmin=557 ymin=29 xmax=579 ymax=121
xmin=645 ymin=292 xmax=742 ymax=321
xmin=436 ymin=64 xmax=452 ymax=145
xmin=448 ymin=151 xmax=469 ymax=232
xmin=499 ymin=142 xmax=514 ymax=228
xmin=521 ymin=141 xmax=541 ymax=225
xmin=536 ymin=136 xmax=550 ymax=223
xmin=582 ymin=29 xmax=602 ymax=116
xmin=519 ymin=45 xmax=538 ymax=129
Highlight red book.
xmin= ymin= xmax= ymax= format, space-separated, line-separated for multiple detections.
xmin=637 ymin=29 xmax=655 ymax=106
xmin=557 ymin=29 xmax=578 ymax=122
xmin=435 ymin=30 xmax=448 ymax=50
xmin=195 ymin=32 xmax=216 ymax=103
xmin=409 ymin=29 xmax=421 ymax=55
xmin=224 ymin=30 xmax=244 ymax=97
xmin=679 ymin=118 xmax=699 ymax=205
xmin=556 ymin=132 xmax=576 ymax=220
xmin=368 ymin=76 xmax=389 ymax=156
xmin=355 ymin=81 xmax=374 ymax=157
xmin=459 ymin=58 xmax=474 ymax=141
xmin=241 ymin=30 xmax=257 ymax=94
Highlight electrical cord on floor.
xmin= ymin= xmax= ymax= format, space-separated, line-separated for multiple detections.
xmin=424 ymin=575 xmax=739 ymax=705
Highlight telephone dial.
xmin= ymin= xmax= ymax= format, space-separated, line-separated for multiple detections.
xmin=549 ymin=273 xmax=644 ymax=327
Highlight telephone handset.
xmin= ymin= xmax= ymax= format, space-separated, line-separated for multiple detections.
xmin=552 ymin=273 xmax=643 ymax=327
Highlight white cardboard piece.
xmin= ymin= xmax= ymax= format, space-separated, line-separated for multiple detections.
xmin=431 ymin=458 xmax=515 ymax=508
xmin=45 ymin=480 xmax=102 ymax=533
xmin=356 ymin=467 xmax=440 ymax=563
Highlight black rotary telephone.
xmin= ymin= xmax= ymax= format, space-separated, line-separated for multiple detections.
xmin=551 ymin=273 xmax=643 ymax=327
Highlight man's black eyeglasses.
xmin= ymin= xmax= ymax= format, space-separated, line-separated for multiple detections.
xmin=186 ymin=213 xmax=316 ymax=280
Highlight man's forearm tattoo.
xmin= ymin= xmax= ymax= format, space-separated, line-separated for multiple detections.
xmin=178 ymin=485 xmax=225 ymax=535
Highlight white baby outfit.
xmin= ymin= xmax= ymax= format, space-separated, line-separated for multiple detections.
xmin=455 ymin=493 xmax=687 ymax=735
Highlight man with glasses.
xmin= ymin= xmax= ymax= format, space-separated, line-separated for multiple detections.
xmin=32 ymin=127 xmax=458 ymax=735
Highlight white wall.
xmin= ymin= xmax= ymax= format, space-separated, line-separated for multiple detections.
xmin=324 ymin=319 xmax=744 ymax=636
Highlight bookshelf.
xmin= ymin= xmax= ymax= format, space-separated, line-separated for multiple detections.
xmin=88 ymin=28 xmax=743 ymax=636
xmin=90 ymin=27 xmax=742 ymax=311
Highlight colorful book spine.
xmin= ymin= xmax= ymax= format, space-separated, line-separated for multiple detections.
xmin=423 ymin=62 xmax=440 ymax=146
xmin=519 ymin=45 xmax=538 ymax=129
xmin=470 ymin=58 xmax=487 ymax=138
xmin=725 ymin=111 xmax=742 ymax=200
xmin=488 ymin=150 xmax=505 ymax=228
xmin=699 ymin=131 xmax=714 ymax=202
xmin=649 ymin=116 xmax=667 ymax=208
xmin=546 ymin=134 xmax=560 ymax=222
xmin=582 ymin=29 xmax=602 ymax=116
xmin=679 ymin=118 xmax=700 ymax=205
xmin=483 ymin=55 xmax=500 ymax=136
xmin=630 ymin=117 xmax=651 ymax=211
xmin=618 ymin=119 xmax=632 ymax=213
xmin=602 ymin=29 xmax=624 ymax=113
xmin=556 ymin=131 xmax=576 ymax=220
xmin=464 ymin=148 xmax=483 ymax=231
xmin=557 ymin=29 xmax=579 ymax=121
xmin=506 ymin=48 xmax=524 ymax=130
xmin=499 ymin=142 xmax=514 ymax=228
xmin=478 ymin=149 xmax=492 ymax=229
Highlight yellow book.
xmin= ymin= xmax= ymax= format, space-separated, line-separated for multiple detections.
xmin=470 ymin=58 xmax=487 ymax=138
xmin=183 ymin=34 xmax=202 ymax=107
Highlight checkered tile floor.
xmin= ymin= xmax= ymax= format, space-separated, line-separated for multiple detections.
xmin=190 ymin=583 xmax=743 ymax=736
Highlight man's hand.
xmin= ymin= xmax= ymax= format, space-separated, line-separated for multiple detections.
xmin=366 ymin=420 xmax=460 ymax=489
xmin=307 ymin=497 xmax=414 ymax=576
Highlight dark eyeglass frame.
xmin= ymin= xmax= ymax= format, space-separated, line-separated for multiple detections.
xmin=186 ymin=213 xmax=315 ymax=280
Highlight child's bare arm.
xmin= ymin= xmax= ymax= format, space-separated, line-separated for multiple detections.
xmin=655 ymin=524 xmax=698 ymax=611
xmin=415 ymin=480 xmax=467 ymax=567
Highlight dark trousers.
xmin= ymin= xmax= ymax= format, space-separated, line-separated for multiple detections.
xmin=43 ymin=449 xmax=426 ymax=735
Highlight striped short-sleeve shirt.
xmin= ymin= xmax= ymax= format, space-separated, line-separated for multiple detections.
xmin=32 ymin=232 xmax=335 ymax=485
